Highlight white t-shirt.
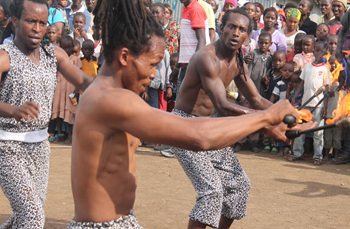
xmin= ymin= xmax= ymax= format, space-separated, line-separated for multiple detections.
xmin=300 ymin=63 xmax=331 ymax=107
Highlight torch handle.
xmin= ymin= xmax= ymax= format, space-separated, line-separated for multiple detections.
xmin=286 ymin=123 xmax=336 ymax=139
xmin=283 ymin=115 xmax=296 ymax=128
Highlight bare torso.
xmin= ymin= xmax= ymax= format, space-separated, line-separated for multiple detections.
xmin=71 ymin=78 xmax=140 ymax=221
xmin=175 ymin=43 xmax=241 ymax=116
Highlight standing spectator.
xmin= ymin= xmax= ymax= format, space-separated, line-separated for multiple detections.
xmin=254 ymin=2 xmax=264 ymax=29
xmin=328 ymin=0 xmax=346 ymax=35
xmin=47 ymin=0 xmax=65 ymax=38
xmin=293 ymin=35 xmax=316 ymax=71
xmin=288 ymin=41 xmax=332 ymax=165
xmin=251 ymin=7 xmax=287 ymax=54
xmin=51 ymin=36 xmax=82 ymax=144
xmin=47 ymin=24 xmax=59 ymax=45
xmin=198 ymin=0 xmax=216 ymax=43
xmin=177 ymin=0 xmax=209 ymax=95
xmin=66 ymin=0 xmax=92 ymax=34
xmin=70 ymin=12 xmax=93 ymax=46
xmin=217 ymin=0 xmax=237 ymax=29
xmin=294 ymin=32 xmax=307 ymax=55
xmin=298 ymin=0 xmax=317 ymax=36
xmin=0 ymin=0 xmax=10 ymax=42
xmin=283 ymin=8 xmax=305 ymax=62
xmin=315 ymin=23 xmax=330 ymax=41
xmin=266 ymin=51 xmax=286 ymax=102
xmin=244 ymin=31 xmax=272 ymax=98
xmin=319 ymin=0 xmax=335 ymax=24
xmin=80 ymin=39 xmax=98 ymax=78
xmin=244 ymin=2 xmax=257 ymax=30
xmin=152 ymin=3 xmax=179 ymax=55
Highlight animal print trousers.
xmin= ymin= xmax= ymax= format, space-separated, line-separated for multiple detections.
xmin=68 ymin=212 xmax=143 ymax=229
xmin=0 ymin=140 xmax=50 ymax=229
xmin=171 ymin=109 xmax=251 ymax=228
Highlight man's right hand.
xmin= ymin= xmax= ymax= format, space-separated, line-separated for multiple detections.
xmin=12 ymin=101 xmax=40 ymax=122
xmin=265 ymin=100 xmax=299 ymax=126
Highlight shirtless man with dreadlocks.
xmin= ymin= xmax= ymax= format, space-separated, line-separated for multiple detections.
xmin=169 ymin=8 xmax=291 ymax=229
xmin=68 ymin=1 xmax=300 ymax=229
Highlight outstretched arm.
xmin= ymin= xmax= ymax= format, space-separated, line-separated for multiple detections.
xmin=55 ymin=46 xmax=93 ymax=91
xmin=100 ymin=90 xmax=299 ymax=150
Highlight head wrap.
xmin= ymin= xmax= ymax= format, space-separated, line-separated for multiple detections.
xmin=286 ymin=8 xmax=301 ymax=21
xmin=332 ymin=0 xmax=347 ymax=9
xmin=224 ymin=0 xmax=237 ymax=7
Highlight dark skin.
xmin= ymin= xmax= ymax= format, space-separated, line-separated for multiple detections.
xmin=175 ymin=13 xmax=300 ymax=229
xmin=0 ymin=0 xmax=91 ymax=122
xmin=71 ymin=35 xmax=300 ymax=222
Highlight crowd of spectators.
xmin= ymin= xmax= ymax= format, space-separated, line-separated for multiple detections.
xmin=1 ymin=0 xmax=349 ymax=164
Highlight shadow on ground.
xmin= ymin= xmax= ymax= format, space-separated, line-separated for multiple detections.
xmin=275 ymin=178 xmax=350 ymax=198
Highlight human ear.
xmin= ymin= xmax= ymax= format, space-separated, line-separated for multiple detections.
xmin=118 ymin=48 xmax=130 ymax=67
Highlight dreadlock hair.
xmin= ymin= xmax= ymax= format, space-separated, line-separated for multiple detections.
xmin=221 ymin=8 xmax=252 ymax=81
xmin=10 ymin=0 xmax=48 ymax=19
xmin=93 ymin=0 xmax=164 ymax=64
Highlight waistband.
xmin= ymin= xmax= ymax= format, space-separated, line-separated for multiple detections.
xmin=0 ymin=128 xmax=48 ymax=143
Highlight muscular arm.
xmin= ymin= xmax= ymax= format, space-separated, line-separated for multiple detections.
xmin=194 ymin=28 xmax=206 ymax=51
xmin=55 ymin=46 xmax=93 ymax=91
xmin=234 ymin=66 xmax=272 ymax=110
xmin=196 ymin=54 xmax=255 ymax=116
xmin=101 ymin=90 xmax=298 ymax=150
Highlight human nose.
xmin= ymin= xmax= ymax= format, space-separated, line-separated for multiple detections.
xmin=32 ymin=22 xmax=40 ymax=33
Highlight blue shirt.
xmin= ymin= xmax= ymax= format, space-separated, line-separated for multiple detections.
xmin=48 ymin=7 xmax=65 ymax=25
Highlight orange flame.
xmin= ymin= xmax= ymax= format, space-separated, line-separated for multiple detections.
xmin=297 ymin=109 xmax=313 ymax=123
xmin=326 ymin=90 xmax=350 ymax=124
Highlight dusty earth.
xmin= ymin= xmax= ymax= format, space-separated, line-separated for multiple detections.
xmin=1 ymin=144 xmax=350 ymax=229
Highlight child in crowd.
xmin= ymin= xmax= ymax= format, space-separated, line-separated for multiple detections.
xmin=288 ymin=41 xmax=332 ymax=165
xmin=70 ymin=12 xmax=93 ymax=45
xmin=265 ymin=50 xmax=286 ymax=100
xmin=315 ymin=23 xmax=330 ymax=42
xmin=51 ymin=36 xmax=82 ymax=144
xmin=269 ymin=62 xmax=295 ymax=154
xmin=167 ymin=52 xmax=179 ymax=112
xmin=244 ymin=31 xmax=272 ymax=98
xmin=73 ymin=39 xmax=81 ymax=57
xmin=293 ymin=32 xmax=307 ymax=55
xmin=217 ymin=0 xmax=237 ymax=27
xmin=81 ymin=39 xmax=98 ymax=78
xmin=287 ymin=70 xmax=303 ymax=107
xmin=323 ymin=78 xmax=342 ymax=159
xmin=270 ymin=62 xmax=295 ymax=103
xmin=46 ymin=24 xmax=59 ymax=45
xmin=293 ymin=35 xmax=315 ymax=71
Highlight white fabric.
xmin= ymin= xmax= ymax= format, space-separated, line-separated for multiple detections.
xmin=300 ymin=64 xmax=331 ymax=107
xmin=0 ymin=128 xmax=48 ymax=143
xmin=178 ymin=19 xmax=210 ymax=63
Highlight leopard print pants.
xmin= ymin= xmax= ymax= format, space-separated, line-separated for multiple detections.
xmin=0 ymin=140 xmax=50 ymax=229
xmin=68 ymin=212 xmax=143 ymax=229
xmin=171 ymin=109 xmax=251 ymax=228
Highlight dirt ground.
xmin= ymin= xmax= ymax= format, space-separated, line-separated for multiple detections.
xmin=1 ymin=144 xmax=350 ymax=229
